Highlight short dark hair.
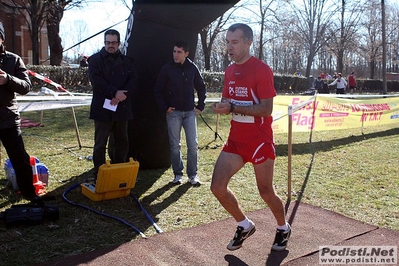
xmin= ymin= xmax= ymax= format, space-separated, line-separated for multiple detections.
xmin=104 ymin=29 xmax=120 ymax=42
xmin=175 ymin=40 xmax=189 ymax=52
xmin=228 ymin=23 xmax=253 ymax=42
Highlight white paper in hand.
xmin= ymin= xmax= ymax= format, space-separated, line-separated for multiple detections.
xmin=103 ymin=99 xmax=117 ymax=112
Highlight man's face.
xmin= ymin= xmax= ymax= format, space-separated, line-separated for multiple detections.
xmin=226 ymin=29 xmax=251 ymax=64
xmin=173 ymin=46 xmax=188 ymax=64
xmin=104 ymin=34 xmax=119 ymax=54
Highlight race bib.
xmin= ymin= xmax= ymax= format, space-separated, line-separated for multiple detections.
xmin=231 ymin=100 xmax=255 ymax=123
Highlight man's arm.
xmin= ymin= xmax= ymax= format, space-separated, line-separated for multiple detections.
xmin=154 ymin=66 xmax=169 ymax=112
xmin=0 ymin=56 xmax=31 ymax=95
xmin=111 ymin=59 xmax=137 ymax=105
xmin=212 ymin=98 xmax=273 ymax=117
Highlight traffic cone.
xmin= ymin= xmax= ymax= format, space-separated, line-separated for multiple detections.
xmin=30 ymin=156 xmax=46 ymax=195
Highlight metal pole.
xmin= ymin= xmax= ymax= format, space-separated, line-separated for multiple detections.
xmin=287 ymin=105 xmax=293 ymax=202
xmin=382 ymin=0 xmax=387 ymax=94
xmin=71 ymin=107 xmax=82 ymax=149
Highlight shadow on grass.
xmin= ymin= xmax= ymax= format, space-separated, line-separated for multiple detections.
xmin=0 ymin=163 xmax=171 ymax=257
xmin=284 ymin=126 xmax=398 ymax=227
xmin=276 ymin=127 xmax=399 ymax=157
xmin=285 ymin=151 xmax=315 ymax=227
xmin=34 ymin=165 xmax=193 ymax=265
xmin=0 ymin=180 xmax=22 ymax=208
xmin=135 ymin=180 xmax=191 ymax=217
xmin=20 ymin=167 xmax=173 ymax=265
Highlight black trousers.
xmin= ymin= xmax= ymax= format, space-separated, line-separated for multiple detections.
xmin=0 ymin=126 xmax=36 ymax=198
xmin=93 ymin=120 xmax=129 ymax=173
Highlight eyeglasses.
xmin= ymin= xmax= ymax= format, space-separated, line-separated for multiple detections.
xmin=104 ymin=41 xmax=119 ymax=46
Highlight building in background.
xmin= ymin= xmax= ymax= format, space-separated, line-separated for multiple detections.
xmin=0 ymin=0 xmax=49 ymax=65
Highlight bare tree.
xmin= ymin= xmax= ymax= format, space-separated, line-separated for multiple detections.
xmin=47 ymin=1 xmax=68 ymax=65
xmin=386 ymin=2 xmax=399 ymax=73
xmin=199 ymin=4 xmax=239 ymax=70
xmin=358 ymin=0 xmax=382 ymax=79
xmin=326 ymin=0 xmax=365 ymax=74
xmin=252 ymin=0 xmax=279 ymax=61
xmin=46 ymin=0 xmax=86 ymax=65
xmin=199 ymin=16 xmax=228 ymax=71
xmin=1 ymin=0 xmax=86 ymax=65
xmin=284 ymin=0 xmax=339 ymax=77
xmin=194 ymin=0 xmax=399 ymax=81
xmin=1 ymin=0 xmax=48 ymax=64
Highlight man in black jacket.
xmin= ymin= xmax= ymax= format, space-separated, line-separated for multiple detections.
xmin=88 ymin=29 xmax=137 ymax=176
xmin=154 ymin=41 xmax=206 ymax=186
xmin=0 ymin=22 xmax=37 ymax=200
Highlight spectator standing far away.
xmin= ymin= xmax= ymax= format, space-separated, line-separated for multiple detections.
xmin=328 ymin=73 xmax=347 ymax=94
xmin=313 ymin=76 xmax=324 ymax=93
xmin=80 ymin=56 xmax=88 ymax=67
xmin=0 ymin=21 xmax=38 ymax=201
xmin=293 ymin=69 xmax=301 ymax=76
xmin=88 ymin=29 xmax=138 ymax=177
xmin=347 ymin=72 xmax=356 ymax=95
xmin=154 ymin=40 xmax=206 ymax=186
xmin=211 ymin=23 xmax=291 ymax=252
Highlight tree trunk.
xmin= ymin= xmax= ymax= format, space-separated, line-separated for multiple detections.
xmin=305 ymin=49 xmax=315 ymax=77
xmin=200 ymin=29 xmax=211 ymax=71
xmin=369 ymin=59 xmax=375 ymax=79
xmin=47 ymin=4 xmax=64 ymax=66
xmin=31 ymin=20 xmax=40 ymax=65
xmin=337 ymin=49 xmax=344 ymax=73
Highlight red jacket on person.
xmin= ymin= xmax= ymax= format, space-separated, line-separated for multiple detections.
xmin=348 ymin=74 xmax=356 ymax=87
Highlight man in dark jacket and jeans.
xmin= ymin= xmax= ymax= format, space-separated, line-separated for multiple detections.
xmin=154 ymin=41 xmax=206 ymax=185
xmin=0 ymin=22 xmax=37 ymax=200
xmin=88 ymin=29 xmax=137 ymax=176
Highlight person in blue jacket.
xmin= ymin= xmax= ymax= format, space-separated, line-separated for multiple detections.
xmin=154 ymin=41 xmax=206 ymax=186
xmin=88 ymin=29 xmax=137 ymax=176
xmin=0 ymin=22 xmax=37 ymax=200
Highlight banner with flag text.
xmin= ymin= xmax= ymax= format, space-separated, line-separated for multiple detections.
xmin=272 ymin=95 xmax=399 ymax=134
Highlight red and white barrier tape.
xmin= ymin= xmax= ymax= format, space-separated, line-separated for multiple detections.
xmin=27 ymin=70 xmax=73 ymax=96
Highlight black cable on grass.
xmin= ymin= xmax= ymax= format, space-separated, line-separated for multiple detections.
xmin=62 ymin=180 xmax=147 ymax=238
xmin=198 ymin=113 xmax=224 ymax=150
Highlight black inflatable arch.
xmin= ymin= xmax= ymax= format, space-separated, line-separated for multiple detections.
xmin=125 ymin=0 xmax=238 ymax=169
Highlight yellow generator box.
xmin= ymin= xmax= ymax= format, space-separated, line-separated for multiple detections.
xmin=81 ymin=158 xmax=139 ymax=201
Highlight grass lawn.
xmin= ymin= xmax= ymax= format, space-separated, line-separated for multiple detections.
xmin=0 ymin=104 xmax=398 ymax=265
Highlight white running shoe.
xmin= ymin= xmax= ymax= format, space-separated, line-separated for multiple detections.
xmin=189 ymin=176 xmax=201 ymax=186
xmin=172 ymin=175 xmax=183 ymax=184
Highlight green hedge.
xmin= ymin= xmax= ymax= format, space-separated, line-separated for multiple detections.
xmin=27 ymin=65 xmax=399 ymax=94
xmin=27 ymin=65 xmax=90 ymax=93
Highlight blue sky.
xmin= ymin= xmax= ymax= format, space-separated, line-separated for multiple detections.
xmin=60 ymin=0 xmax=132 ymax=61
